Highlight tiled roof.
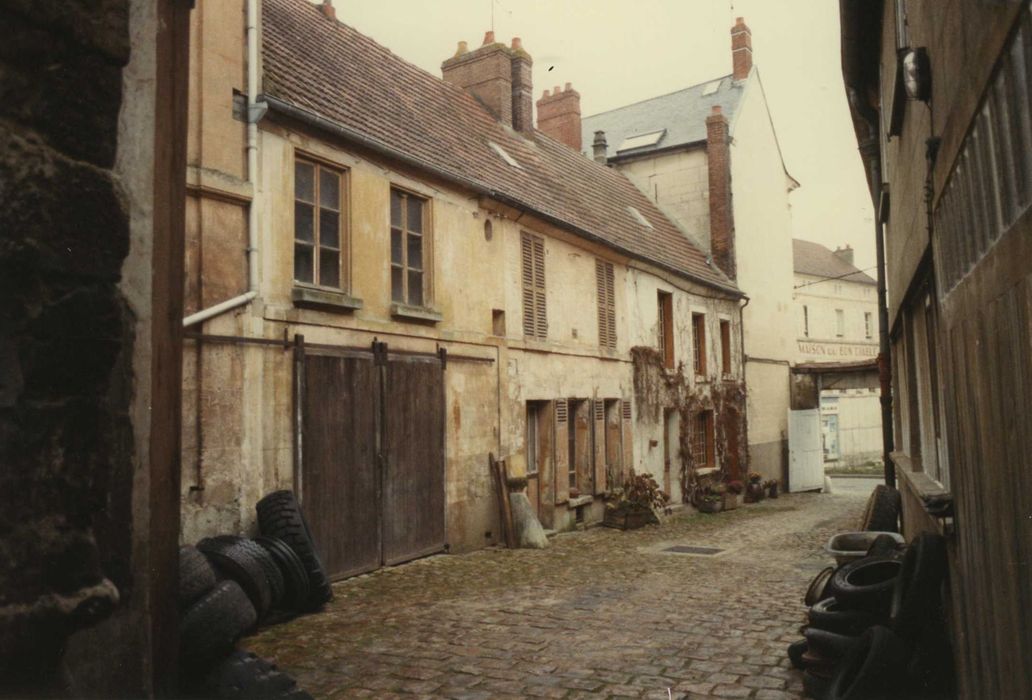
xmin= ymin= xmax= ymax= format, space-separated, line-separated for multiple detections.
xmin=793 ymin=239 xmax=875 ymax=285
xmin=581 ymin=75 xmax=746 ymax=161
xmin=261 ymin=0 xmax=739 ymax=294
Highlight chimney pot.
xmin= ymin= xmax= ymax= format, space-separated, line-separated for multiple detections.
xmin=592 ymin=130 xmax=608 ymax=164
xmin=319 ymin=0 xmax=336 ymax=20
xmin=454 ymin=40 xmax=468 ymax=57
xmin=564 ymin=82 xmax=572 ymax=91
xmin=542 ymin=89 xmax=551 ymax=98
xmin=711 ymin=105 xmax=722 ymax=115
xmin=483 ymin=30 xmax=495 ymax=45
xmin=511 ymin=37 xmax=523 ymax=50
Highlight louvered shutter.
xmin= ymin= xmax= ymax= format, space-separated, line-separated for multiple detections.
xmin=621 ymin=399 xmax=633 ymax=483
xmin=521 ymin=233 xmax=536 ymax=337
xmin=554 ymin=399 xmax=569 ymax=503
xmin=596 ymin=261 xmax=617 ymax=349
xmin=593 ymin=399 xmax=607 ymax=494
xmin=532 ymin=236 xmax=547 ymax=339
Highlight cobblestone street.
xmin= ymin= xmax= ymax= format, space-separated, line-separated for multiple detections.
xmin=247 ymin=490 xmax=866 ymax=699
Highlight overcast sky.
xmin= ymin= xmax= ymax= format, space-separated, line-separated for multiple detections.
xmin=335 ymin=0 xmax=877 ymax=271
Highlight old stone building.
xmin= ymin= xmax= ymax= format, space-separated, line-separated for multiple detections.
xmin=182 ymin=0 xmax=747 ymax=580
xmin=842 ymin=0 xmax=1032 ymax=696
xmin=581 ymin=18 xmax=799 ymax=485
xmin=792 ymin=240 xmax=881 ymax=467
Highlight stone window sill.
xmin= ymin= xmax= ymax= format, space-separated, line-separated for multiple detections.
xmin=292 ymin=286 xmax=363 ymax=313
xmin=390 ymin=302 xmax=443 ymax=324
xmin=891 ymin=451 xmax=953 ymax=536
xmin=568 ymin=495 xmax=594 ymax=508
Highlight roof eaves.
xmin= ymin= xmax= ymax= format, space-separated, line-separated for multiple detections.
xmin=262 ymin=95 xmax=742 ymax=297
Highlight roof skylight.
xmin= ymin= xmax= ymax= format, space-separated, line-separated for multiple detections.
xmin=616 ymin=129 xmax=666 ymax=153
xmin=702 ymin=79 xmax=722 ymax=96
xmin=488 ymin=141 xmax=521 ymax=168
xmin=627 ymin=206 xmax=653 ymax=229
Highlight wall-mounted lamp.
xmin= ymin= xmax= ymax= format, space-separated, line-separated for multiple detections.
xmin=903 ymin=47 xmax=931 ymax=102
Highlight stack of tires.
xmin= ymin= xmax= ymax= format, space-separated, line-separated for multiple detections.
xmin=176 ymin=490 xmax=332 ymax=697
xmin=789 ymin=486 xmax=955 ymax=699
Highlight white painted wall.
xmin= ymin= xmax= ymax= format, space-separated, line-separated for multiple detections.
xmin=794 ymin=272 xmax=878 ymax=362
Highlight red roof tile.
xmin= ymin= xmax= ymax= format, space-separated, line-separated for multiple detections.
xmin=261 ymin=0 xmax=739 ymax=294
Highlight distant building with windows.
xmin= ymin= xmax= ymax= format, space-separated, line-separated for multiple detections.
xmin=792 ymin=239 xmax=881 ymax=467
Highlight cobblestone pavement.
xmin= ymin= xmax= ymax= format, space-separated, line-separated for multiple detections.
xmin=247 ymin=490 xmax=865 ymax=699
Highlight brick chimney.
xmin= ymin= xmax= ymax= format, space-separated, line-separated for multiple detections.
xmin=537 ymin=83 xmax=582 ymax=151
xmin=442 ymin=31 xmax=514 ymax=126
xmin=706 ymin=105 xmax=736 ymax=279
xmin=834 ymin=245 xmax=855 ymax=266
xmin=731 ymin=17 xmax=753 ymax=81
xmin=510 ymin=37 xmax=533 ymax=133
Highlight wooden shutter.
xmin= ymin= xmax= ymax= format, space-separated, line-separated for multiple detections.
xmin=593 ymin=399 xmax=607 ymax=494
xmin=596 ymin=260 xmax=616 ymax=349
xmin=532 ymin=236 xmax=547 ymax=339
xmin=522 ymin=233 xmax=547 ymax=339
xmin=554 ymin=399 xmax=569 ymax=503
xmin=621 ymin=399 xmax=633 ymax=482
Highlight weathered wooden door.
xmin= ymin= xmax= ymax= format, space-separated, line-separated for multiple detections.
xmin=382 ymin=355 xmax=446 ymax=566
xmin=788 ymin=408 xmax=824 ymax=492
xmin=301 ymin=352 xmax=380 ymax=579
xmin=299 ymin=343 xmax=446 ymax=579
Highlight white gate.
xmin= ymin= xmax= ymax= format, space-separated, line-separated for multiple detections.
xmin=788 ymin=408 xmax=824 ymax=492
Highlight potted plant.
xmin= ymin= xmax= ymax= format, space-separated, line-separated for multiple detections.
xmin=603 ymin=471 xmax=668 ymax=530
xmin=723 ymin=480 xmax=743 ymax=510
xmin=745 ymin=472 xmax=766 ymax=503
xmin=765 ymin=479 xmax=779 ymax=499
xmin=698 ymin=492 xmax=724 ymax=513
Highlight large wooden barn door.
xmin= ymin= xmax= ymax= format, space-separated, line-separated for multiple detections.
xmin=382 ymin=353 xmax=446 ymax=566
xmin=300 ymin=351 xmax=380 ymax=579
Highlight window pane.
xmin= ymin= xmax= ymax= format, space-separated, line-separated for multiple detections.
xmin=295 ymin=161 xmax=315 ymax=202
xmin=319 ymin=249 xmax=340 ymax=288
xmin=391 ymin=265 xmax=404 ymax=302
xmin=407 ymin=233 xmax=422 ymax=271
xmin=391 ymin=228 xmax=403 ymax=265
xmin=295 ymin=202 xmax=314 ymax=242
xmin=320 ymin=209 xmax=339 ymax=248
xmin=390 ymin=190 xmax=403 ymax=228
xmin=319 ymin=169 xmax=339 ymax=210
xmin=407 ymin=270 xmax=423 ymax=306
xmin=294 ymin=243 xmax=313 ymax=283
xmin=407 ymin=197 xmax=423 ymax=233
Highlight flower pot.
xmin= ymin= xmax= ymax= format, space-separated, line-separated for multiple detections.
xmin=603 ymin=505 xmax=658 ymax=530
xmin=698 ymin=499 xmax=723 ymax=514
xmin=767 ymin=482 xmax=779 ymax=499
xmin=745 ymin=482 xmax=765 ymax=503
xmin=722 ymin=492 xmax=739 ymax=511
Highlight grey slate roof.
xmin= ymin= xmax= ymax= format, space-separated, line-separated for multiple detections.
xmin=793 ymin=239 xmax=876 ymax=285
xmin=581 ymin=75 xmax=745 ymax=160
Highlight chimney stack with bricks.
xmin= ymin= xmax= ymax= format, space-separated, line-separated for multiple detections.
xmin=731 ymin=17 xmax=753 ymax=81
xmin=706 ymin=105 xmax=736 ymax=279
xmin=537 ymin=83 xmax=582 ymax=151
xmin=443 ymin=32 xmax=534 ymax=131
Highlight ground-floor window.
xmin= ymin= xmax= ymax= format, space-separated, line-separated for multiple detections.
xmin=692 ymin=410 xmax=715 ymax=469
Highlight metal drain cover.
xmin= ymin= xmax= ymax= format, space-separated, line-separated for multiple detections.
xmin=663 ymin=545 xmax=725 ymax=556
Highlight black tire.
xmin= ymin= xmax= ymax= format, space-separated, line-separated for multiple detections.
xmin=255 ymin=536 xmax=311 ymax=612
xmin=180 ymin=580 xmax=257 ymax=669
xmin=861 ymin=485 xmax=901 ymax=533
xmin=788 ymin=639 xmax=808 ymax=670
xmin=239 ymin=538 xmax=286 ymax=609
xmin=196 ymin=650 xmax=314 ymax=699
xmin=865 ymin=534 xmax=901 ymax=558
xmin=805 ymin=626 xmax=862 ymax=660
xmin=827 ymin=626 xmax=910 ymax=700
xmin=256 ymin=491 xmax=332 ymax=610
xmin=805 ymin=566 xmax=836 ymax=607
xmin=809 ymin=597 xmax=878 ymax=635
xmin=179 ymin=545 xmax=218 ymax=609
xmin=803 ymin=668 xmax=834 ymax=699
xmin=198 ymin=536 xmax=274 ymax=619
xmin=890 ymin=532 xmax=948 ymax=640
xmin=827 ymin=556 xmax=901 ymax=614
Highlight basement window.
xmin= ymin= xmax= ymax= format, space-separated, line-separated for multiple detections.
xmin=627 ymin=206 xmax=653 ymax=229
xmin=489 ymin=141 xmax=521 ymax=168
xmin=617 ymin=129 xmax=666 ymax=153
